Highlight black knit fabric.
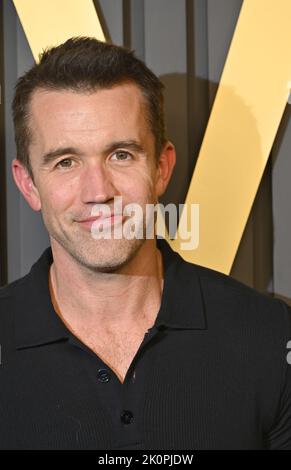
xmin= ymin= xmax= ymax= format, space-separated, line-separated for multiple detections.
xmin=0 ymin=238 xmax=290 ymax=449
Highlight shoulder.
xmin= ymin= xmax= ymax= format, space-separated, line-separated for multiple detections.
xmin=0 ymin=246 xmax=51 ymax=314
xmin=0 ymin=272 xmax=32 ymax=322
xmin=0 ymin=274 xmax=30 ymax=300
xmin=177 ymin=254 xmax=291 ymax=334
xmin=0 ymin=247 xmax=52 ymax=320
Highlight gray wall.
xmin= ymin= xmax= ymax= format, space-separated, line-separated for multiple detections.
xmin=3 ymin=0 xmax=49 ymax=281
xmin=272 ymin=105 xmax=291 ymax=301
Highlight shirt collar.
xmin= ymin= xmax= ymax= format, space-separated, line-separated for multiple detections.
xmin=14 ymin=237 xmax=206 ymax=350
xmin=154 ymin=237 xmax=206 ymax=330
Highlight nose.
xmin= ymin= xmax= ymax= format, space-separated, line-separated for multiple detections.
xmin=80 ymin=161 xmax=118 ymax=204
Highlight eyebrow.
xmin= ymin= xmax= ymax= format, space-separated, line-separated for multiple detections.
xmin=41 ymin=147 xmax=82 ymax=166
xmin=41 ymin=140 xmax=146 ymax=166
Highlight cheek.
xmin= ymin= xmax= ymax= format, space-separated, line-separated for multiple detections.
xmin=39 ymin=184 xmax=75 ymax=214
xmin=122 ymin=181 xmax=154 ymax=205
xmin=120 ymin=167 xmax=155 ymax=196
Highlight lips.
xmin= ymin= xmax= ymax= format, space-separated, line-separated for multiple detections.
xmin=79 ymin=215 xmax=109 ymax=223
xmin=77 ymin=214 xmax=124 ymax=229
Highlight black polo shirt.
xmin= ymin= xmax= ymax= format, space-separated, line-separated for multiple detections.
xmin=0 ymin=237 xmax=291 ymax=450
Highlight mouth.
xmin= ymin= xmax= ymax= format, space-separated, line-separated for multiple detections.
xmin=77 ymin=214 xmax=125 ymax=230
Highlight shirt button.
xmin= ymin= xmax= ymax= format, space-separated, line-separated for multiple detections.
xmin=120 ymin=410 xmax=134 ymax=425
xmin=97 ymin=368 xmax=111 ymax=383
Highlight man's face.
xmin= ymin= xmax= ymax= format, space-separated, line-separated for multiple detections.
xmin=16 ymin=83 xmax=174 ymax=272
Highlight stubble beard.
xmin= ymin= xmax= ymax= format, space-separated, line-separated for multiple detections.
xmin=44 ymin=213 xmax=149 ymax=274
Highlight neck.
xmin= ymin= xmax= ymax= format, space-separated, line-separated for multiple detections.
xmin=48 ymin=239 xmax=164 ymax=332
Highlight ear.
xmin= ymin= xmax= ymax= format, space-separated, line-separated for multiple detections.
xmin=154 ymin=141 xmax=176 ymax=197
xmin=12 ymin=159 xmax=41 ymax=211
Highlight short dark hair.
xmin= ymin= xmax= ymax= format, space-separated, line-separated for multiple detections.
xmin=12 ymin=36 xmax=167 ymax=181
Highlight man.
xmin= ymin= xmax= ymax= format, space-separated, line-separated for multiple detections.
xmin=0 ymin=37 xmax=290 ymax=450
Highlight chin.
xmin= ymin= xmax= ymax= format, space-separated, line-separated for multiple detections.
xmin=72 ymin=238 xmax=145 ymax=273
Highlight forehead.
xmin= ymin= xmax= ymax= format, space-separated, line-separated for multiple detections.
xmin=28 ymin=83 xmax=151 ymax=146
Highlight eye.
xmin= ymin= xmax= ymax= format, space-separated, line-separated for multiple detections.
xmin=110 ymin=151 xmax=132 ymax=161
xmin=55 ymin=158 xmax=74 ymax=168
